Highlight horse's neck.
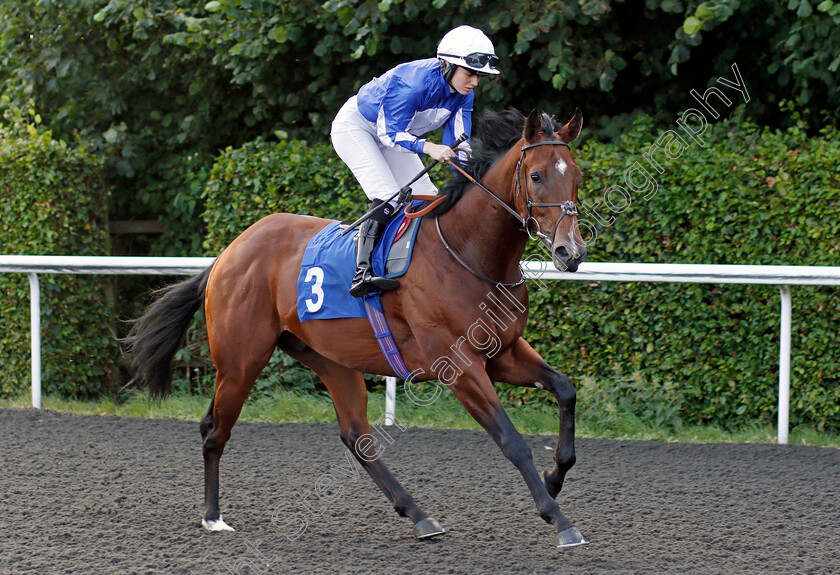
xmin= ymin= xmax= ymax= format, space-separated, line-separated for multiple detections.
xmin=438 ymin=150 xmax=527 ymax=284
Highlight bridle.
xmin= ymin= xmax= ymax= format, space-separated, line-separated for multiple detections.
xmin=431 ymin=139 xmax=578 ymax=288
xmin=514 ymin=141 xmax=578 ymax=251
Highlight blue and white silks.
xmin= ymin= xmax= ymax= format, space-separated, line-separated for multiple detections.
xmin=356 ymin=58 xmax=473 ymax=161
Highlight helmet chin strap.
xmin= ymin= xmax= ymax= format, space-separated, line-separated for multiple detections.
xmin=439 ymin=59 xmax=456 ymax=85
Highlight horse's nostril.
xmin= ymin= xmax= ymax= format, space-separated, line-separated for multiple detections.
xmin=553 ymin=244 xmax=583 ymax=272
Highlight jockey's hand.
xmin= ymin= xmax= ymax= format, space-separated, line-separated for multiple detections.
xmin=398 ymin=186 xmax=413 ymax=203
xmin=423 ymin=141 xmax=456 ymax=164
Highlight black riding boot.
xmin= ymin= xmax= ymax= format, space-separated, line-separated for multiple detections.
xmin=349 ymin=201 xmax=400 ymax=298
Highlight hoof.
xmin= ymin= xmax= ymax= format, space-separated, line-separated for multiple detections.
xmin=556 ymin=526 xmax=588 ymax=548
xmin=202 ymin=516 xmax=235 ymax=532
xmin=413 ymin=517 xmax=445 ymax=540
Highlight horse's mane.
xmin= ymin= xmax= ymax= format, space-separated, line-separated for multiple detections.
xmin=425 ymin=108 xmax=555 ymax=217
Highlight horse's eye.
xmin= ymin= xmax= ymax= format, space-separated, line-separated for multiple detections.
xmin=530 ymin=171 xmax=542 ymax=184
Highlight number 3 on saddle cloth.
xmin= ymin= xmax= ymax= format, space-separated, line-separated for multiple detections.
xmin=296 ymin=202 xmax=424 ymax=378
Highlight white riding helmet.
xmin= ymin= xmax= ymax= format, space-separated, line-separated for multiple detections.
xmin=437 ymin=25 xmax=500 ymax=76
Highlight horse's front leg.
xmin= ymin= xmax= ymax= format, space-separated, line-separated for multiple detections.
xmin=447 ymin=365 xmax=586 ymax=548
xmin=486 ymin=337 xmax=577 ymax=501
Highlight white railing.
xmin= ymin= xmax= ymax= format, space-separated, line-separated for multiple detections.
xmin=0 ymin=256 xmax=215 ymax=412
xmin=521 ymin=261 xmax=840 ymax=445
xmin=2 ymin=255 xmax=839 ymax=444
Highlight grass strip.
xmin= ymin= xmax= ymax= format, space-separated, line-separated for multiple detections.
xmin=1 ymin=389 xmax=837 ymax=448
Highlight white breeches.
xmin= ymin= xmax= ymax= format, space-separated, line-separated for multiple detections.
xmin=331 ymin=96 xmax=438 ymax=204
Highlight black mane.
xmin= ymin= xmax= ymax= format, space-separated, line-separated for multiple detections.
xmin=424 ymin=108 xmax=554 ymax=217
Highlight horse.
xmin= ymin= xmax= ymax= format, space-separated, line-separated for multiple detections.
xmin=126 ymin=108 xmax=589 ymax=547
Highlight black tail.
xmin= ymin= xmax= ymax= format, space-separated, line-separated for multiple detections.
xmin=124 ymin=264 xmax=214 ymax=398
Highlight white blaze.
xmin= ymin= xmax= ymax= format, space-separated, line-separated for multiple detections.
xmin=555 ymin=158 xmax=567 ymax=176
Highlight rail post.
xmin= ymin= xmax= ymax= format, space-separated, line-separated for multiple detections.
xmin=28 ymin=273 xmax=41 ymax=409
xmin=384 ymin=376 xmax=396 ymax=425
xmin=778 ymin=285 xmax=792 ymax=444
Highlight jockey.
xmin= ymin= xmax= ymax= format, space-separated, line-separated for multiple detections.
xmin=331 ymin=25 xmax=500 ymax=298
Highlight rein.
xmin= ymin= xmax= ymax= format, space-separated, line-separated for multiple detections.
xmin=435 ymin=216 xmax=525 ymax=289
xmin=410 ymin=140 xmax=577 ymax=288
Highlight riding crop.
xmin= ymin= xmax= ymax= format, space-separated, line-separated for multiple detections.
xmin=340 ymin=133 xmax=468 ymax=235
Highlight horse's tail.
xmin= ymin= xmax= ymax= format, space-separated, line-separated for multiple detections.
xmin=124 ymin=263 xmax=214 ymax=398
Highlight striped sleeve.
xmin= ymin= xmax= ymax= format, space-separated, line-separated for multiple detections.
xmin=376 ymin=75 xmax=426 ymax=154
xmin=443 ymin=95 xmax=473 ymax=164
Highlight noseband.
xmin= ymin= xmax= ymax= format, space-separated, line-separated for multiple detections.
xmin=435 ymin=139 xmax=579 ymax=288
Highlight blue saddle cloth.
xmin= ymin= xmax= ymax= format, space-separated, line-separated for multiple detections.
xmin=296 ymin=203 xmax=422 ymax=322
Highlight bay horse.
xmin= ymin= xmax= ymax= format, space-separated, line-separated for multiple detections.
xmin=126 ymin=108 xmax=589 ymax=547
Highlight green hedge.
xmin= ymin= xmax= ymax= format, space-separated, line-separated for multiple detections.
xmin=203 ymin=137 xmax=453 ymax=251
xmin=545 ymin=110 xmax=839 ymax=429
xmin=0 ymin=109 xmax=117 ymax=398
xmin=201 ymin=114 xmax=839 ymax=430
xmin=203 ymin=138 xmax=358 ymax=250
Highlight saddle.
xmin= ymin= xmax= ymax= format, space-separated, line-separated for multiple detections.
xmin=296 ymin=203 xmax=422 ymax=323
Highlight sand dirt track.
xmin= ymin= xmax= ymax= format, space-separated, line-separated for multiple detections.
xmin=1 ymin=407 xmax=838 ymax=574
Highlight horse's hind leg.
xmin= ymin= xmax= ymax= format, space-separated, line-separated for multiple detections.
xmin=201 ymin=319 xmax=278 ymax=531
xmin=280 ymin=339 xmax=444 ymax=539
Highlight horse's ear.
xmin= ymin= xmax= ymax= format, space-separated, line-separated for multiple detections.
xmin=556 ymin=108 xmax=583 ymax=144
xmin=523 ymin=109 xmax=542 ymax=144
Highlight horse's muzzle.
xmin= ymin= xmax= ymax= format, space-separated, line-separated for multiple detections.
xmin=552 ymin=242 xmax=587 ymax=273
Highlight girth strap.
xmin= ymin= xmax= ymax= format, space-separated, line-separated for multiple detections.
xmin=363 ymin=294 xmax=412 ymax=378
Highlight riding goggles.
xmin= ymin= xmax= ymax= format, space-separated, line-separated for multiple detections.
xmin=439 ymin=52 xmax=499 ymax=71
